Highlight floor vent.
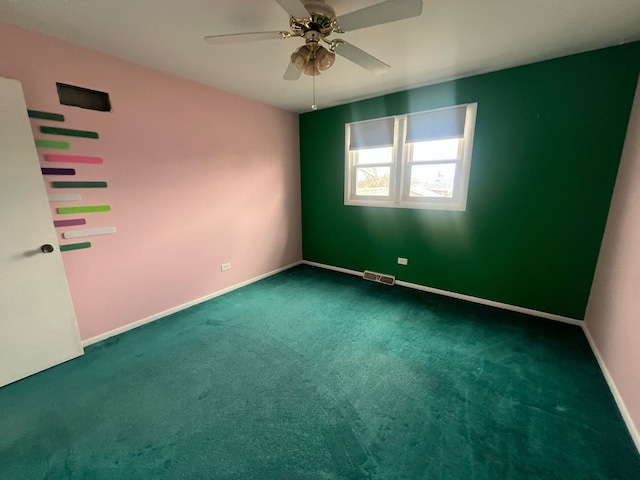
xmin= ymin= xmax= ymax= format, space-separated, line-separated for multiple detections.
xmin=363 ymin=270 xmax=395 ymax=286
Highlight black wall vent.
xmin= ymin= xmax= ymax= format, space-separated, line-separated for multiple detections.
xmin=56 ymin=83 xmax=111 ymax=112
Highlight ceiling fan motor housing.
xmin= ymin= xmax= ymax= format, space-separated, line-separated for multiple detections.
xmin=290 ymin=0 xmax=337 ymax=36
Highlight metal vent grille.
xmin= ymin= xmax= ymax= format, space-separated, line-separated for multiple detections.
xmin=363 ymin=270 xmax=395 ymax=286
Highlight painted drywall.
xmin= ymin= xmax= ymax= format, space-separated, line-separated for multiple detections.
xmin=0 ymin=23 xmax=302 ymax=341
xmin=300 ymin=42 xmax=640 ymax=320
xmin=584 ymin=78 xmax=640 ymax=449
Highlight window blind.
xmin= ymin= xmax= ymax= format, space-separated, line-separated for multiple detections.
xmin=406 ymin=106 xmax=467 ymax=142
xmin=349 ymin=117 xmax=394 ymax=150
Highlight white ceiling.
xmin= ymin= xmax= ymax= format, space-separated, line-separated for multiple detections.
xmin=2 ymin=0 xmax=640 ymax=113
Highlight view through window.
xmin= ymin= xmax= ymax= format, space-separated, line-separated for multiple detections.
xmin=345 ymin=103 xmax=477 ymax=210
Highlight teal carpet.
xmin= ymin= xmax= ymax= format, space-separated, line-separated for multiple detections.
xmin=1 ymin=265 xmax=638 ymax=479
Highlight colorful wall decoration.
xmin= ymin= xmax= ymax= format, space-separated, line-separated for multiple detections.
xmin=28 ymin=108 xmax=115 ymax=252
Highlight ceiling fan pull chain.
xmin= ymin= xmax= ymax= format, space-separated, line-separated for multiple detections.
xmin=312 ymin=70 xmax=318 ymax=110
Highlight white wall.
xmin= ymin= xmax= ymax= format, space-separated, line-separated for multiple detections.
xmin=584 ymin=77 xmax=640 ymax=452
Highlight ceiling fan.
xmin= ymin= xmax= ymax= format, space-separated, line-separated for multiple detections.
xmin=204 ymin=0 xmax=423 ymax=81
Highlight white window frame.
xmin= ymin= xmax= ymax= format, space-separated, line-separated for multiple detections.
xmin=344 ymin=103 xmax=477 ymax=211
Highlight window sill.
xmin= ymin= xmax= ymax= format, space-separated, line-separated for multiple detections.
xmin=344 ymin=199 xmax=467 ymax=211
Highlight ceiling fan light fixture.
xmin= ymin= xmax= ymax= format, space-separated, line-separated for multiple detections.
xmin=315 ymin=46 xmax=335 ymax=71
xmin=291 ymin=45 xmax=312 ymax=70
xmin=302 ymin=59 xmax=320 ymax=76
xmin=292 ymin=45 xmax=334 ymax=75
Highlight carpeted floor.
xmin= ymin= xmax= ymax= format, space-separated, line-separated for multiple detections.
xmin=1 ymin=265 xmax=639 ymax=479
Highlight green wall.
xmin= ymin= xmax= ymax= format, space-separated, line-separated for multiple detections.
xmin=300 ymin=42 xmax=640 ymax=320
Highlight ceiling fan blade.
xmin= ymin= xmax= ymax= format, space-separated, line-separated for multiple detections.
xmin=337 ymin=0 xmax=423 ymax=32
xmin=334 ymin=41 xmax=390 ymax=75
xmin=205 ymin=31 xmax=288 ymax=45
xmin=284 ymin=61 xmax=302 ymax=81
xmin=274 ymin=0 xmax=310 ymax=18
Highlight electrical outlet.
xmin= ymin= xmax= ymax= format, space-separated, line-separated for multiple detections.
xmin=398 ymin=257 xmax=408 ymax=265
xmin=221 ymin=263 xmax=231 ymax=272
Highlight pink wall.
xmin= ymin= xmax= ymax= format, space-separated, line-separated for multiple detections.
xmin=0 ymin=23 xmax=302 ymax=341
xmin=585 ymin=78 xmax=640 ymax=449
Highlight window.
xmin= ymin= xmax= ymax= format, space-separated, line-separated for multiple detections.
xmin=345 ymin=103 xmax=477 ymax=210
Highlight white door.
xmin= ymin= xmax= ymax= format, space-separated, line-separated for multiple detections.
xmin=0 ymin=77 xmax=83 ymax=388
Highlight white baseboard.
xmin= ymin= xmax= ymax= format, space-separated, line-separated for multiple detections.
xmin=302 ymin=260 xmax=363 ymax=278
xmin=301 ymin=260 xmax=582 ymax=325
xmin=582 ymin=325 xmax=640 ymax=453
xmin=82 ymin=261 xmax=302 ymax=347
